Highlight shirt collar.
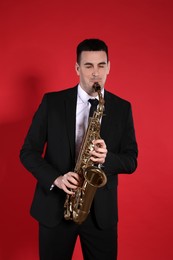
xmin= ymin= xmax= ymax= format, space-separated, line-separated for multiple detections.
xmin=77 ymin=84 xmax=104 ymax=103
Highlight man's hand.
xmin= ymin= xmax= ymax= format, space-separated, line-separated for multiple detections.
xmin=53 ymin=139 xmax=107 ymax=194
xmin=54 ymin=172 xmax=80 ymax=194
xmin=90 ymin=139 xmax=107 ymax=164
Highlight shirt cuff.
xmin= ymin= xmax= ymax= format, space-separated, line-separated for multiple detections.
xmin=50 ymin=184 xmax=55 ymax=190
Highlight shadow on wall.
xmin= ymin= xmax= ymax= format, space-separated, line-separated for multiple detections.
xmin=0 ymin=73 xmax=45 ymax=259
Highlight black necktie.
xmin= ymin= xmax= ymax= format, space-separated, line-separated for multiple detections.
xmin=88 ymin=99 xmax=99 ymax=117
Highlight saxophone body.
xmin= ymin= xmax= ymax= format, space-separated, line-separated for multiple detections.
xmin=64 ymin=82 xmax=107 ymax=224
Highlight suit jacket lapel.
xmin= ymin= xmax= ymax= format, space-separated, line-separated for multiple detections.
xmin=100 ymin=90 xmax=112 ymax=141
xmin=65 ymin=86 xmax=78 ymax=163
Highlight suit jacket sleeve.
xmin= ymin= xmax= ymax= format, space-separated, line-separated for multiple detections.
xmin=20 ymin=94 xmax=60 ymax=193
xmin=104 ymin=101 xmax=138 ymax=175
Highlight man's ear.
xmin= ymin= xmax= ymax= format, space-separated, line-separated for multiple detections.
xmin=107 ymin=61 xmax=110 ymax=75
xmin=75 ymin=62 xmax=80 ymax=75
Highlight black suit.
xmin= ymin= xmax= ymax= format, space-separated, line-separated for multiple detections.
xmin=20 ymin=85 xmax=138 ymax=259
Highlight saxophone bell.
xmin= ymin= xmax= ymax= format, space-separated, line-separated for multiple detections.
xmin=72 ymin=166 xmax=107 ymax=224
xmin=84 ymin=165 xmax=107 ymax=188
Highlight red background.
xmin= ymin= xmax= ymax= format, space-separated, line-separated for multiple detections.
xmin=0 ymin=0 xmax=173 ymax=259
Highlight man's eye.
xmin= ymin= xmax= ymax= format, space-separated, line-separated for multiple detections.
xmin=99 ymin=65 xmax=105 ymax=68
xmin=85 ymin=66 xmax=92 ymax=69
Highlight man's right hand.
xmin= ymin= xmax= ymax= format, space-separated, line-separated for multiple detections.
xmin=54 ymin=172 xmax=80 ymax=194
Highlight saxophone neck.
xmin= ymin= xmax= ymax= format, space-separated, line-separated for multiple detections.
xmin=92 ymin=82 xmax=105 ymax=114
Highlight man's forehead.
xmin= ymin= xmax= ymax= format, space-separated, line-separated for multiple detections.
xmin=80 ymin=51 xmax=107 ymax=62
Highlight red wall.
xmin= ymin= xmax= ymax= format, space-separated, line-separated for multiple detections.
xmin=0 ymin=0 xmax=173 ymax=259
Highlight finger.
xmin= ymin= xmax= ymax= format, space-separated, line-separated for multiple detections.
xmin=62 ymin=177 xmax=78 ymax=189
xmin=64 ymin=173 xmax=79 ymax=183
xmin=93 ymin=147 xmax=107 ymax=154
xmin=62 ymin=184 xmax=75 ymax=195
xmin=61 ymin=177 xmax=78 ymax=193
xmin=69 ymin=172 xmax=80 ymax=181
xmin=93 ymin=139 xmax=106 ymax=148
xmin=66 ymin=172 xmax=80 ymax=181
xmin=90 ymin=150 xmax=107 ymax=158
xmin=90 ymin=156 xmax=105 ymax=164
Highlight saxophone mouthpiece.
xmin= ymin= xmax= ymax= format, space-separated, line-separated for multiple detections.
xmin=93 ymin=82 xmax=101 ymax=92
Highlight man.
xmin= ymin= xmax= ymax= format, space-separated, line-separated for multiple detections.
xmin=20 ymin=39 xmax=138 ymax=260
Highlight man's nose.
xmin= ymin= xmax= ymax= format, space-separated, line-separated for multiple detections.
xmin=92 ymin=68 xmax=99 ymax=77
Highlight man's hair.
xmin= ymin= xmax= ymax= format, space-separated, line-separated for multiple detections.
xmin=76 ymin=38 xmax=109 ymax=64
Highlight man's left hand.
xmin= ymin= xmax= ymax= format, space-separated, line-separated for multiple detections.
xmin=89 ymin=139 xmax=107 ymax=164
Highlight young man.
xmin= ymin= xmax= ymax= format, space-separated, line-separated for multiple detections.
xmin=20 ymin=39 xmax=138 ymax=260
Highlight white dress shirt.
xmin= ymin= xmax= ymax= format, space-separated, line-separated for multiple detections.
xmin=75 ymin=84 xmax=104 ymax=159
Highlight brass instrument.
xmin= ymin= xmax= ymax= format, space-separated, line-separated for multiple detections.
xmin=64 ymin=82 xmax=107 ymax=224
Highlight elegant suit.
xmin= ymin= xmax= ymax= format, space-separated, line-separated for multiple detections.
xmin=20 ymin=85 xmax=138 ymax=259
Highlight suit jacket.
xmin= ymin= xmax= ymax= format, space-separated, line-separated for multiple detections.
xmin=20 ymin=86 xmax=138 ymax=229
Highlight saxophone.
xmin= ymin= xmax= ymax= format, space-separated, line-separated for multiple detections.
xmin=64 ymin=82 xmax=107 ymax=224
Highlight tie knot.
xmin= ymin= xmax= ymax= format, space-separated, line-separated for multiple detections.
xmin=88 ymin=98 xmax=99 ymax=107
xmin=88 ymin=99 xmax=99 ymax=117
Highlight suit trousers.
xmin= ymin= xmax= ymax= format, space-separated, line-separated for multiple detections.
xmin=39 ymin=210 xmax=117 ymax=260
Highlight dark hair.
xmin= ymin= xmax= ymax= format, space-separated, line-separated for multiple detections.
xmin=76 ymin=38 xmax=109 ymax=64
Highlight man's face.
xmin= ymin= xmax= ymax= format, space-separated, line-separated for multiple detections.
xmin=75 ymin=51 xmax=110 ymax=96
